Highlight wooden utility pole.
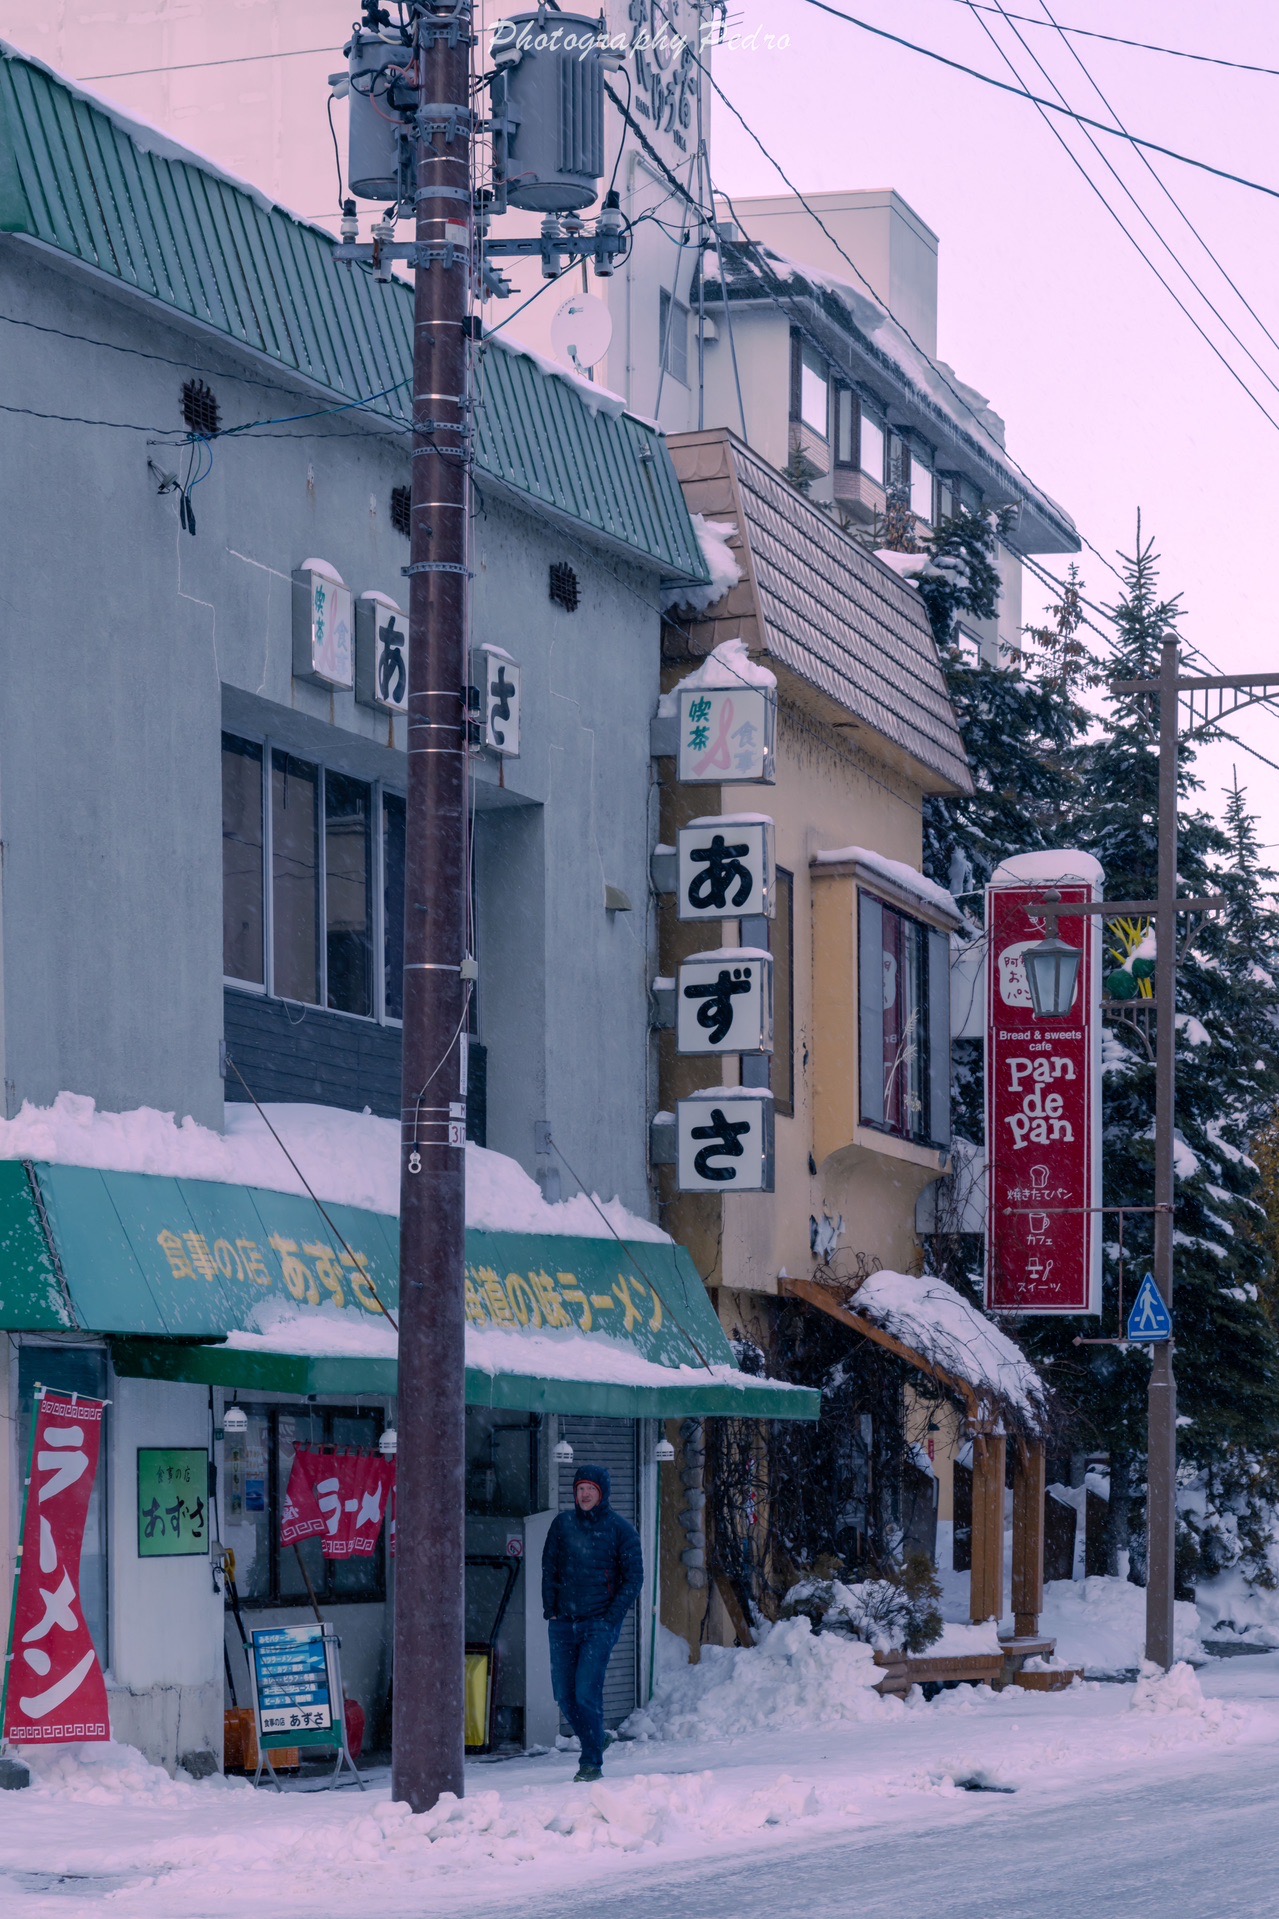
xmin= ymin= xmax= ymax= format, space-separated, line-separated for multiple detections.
xmin=392 ymin=0 xmax=473 ymax=1813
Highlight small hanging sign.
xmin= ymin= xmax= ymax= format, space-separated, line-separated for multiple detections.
xmin=292 ymin=563 xmax=354 ymax=689
xmin=676 ymin=1089 xmax=775 ymax=1192
xmin=472 ymin=644 xmax=522 ymax=757
xmin=676 ymin=816 xmax=774 ymax=923
xmin=355 ymin=593 xmax=408 ymax=713
xmin=677 ymin=948 xmax=773 ymax=1055
xmin=678 ymin=684 xmax=776 ymax=784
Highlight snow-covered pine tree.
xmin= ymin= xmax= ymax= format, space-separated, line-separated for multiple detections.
xmin=1020 ymin=530 xmax=1279 ymax=1588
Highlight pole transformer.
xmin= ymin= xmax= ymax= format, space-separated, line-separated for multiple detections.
xmin=393 ymin=0 xmax=473 ymax=1814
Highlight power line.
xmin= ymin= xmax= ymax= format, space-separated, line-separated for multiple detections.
xmin=925 ymin=2 xmax=1279 ymax=79
xmin=960 ymin=3 xmax=1279 ymax=435
xmin=79 ymin=47 xmax=335 ymax=83
xmin=795 ymin=0 xmax=1279 ymax=205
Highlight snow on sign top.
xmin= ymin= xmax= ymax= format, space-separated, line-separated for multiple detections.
xmin=849 ymin=1269 xmax=1048 ymax=1428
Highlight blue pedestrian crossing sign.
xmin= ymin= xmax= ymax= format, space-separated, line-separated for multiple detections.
xmin=1127 ymin=1274 xmax=1172 ymax=1343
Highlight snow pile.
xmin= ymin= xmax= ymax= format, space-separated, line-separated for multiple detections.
xmin=1041 ymin=1577 xmax=1203 ymax=1675
xmin=0 ymin=1094 xmax=669 ymax=1243
xmin=21 ymin=1740 xmax=244 ymax=1806
xmin=663 ymin=516 xmax=743 ymax=613
xmin=1196 ymin=1565 xmax=1279 ymax=1647
xmin=1130 ymin=1661 xmax=1224 ymax=1727
xmin=843 ymin=1269 xmax=1047 ymax=1428
xmin=811 ymin=846 xmax=960 ymax=924
xmin=873 ymin=549 xmax=931 ymax=581
xmin=624 ymin=1617 xmax=895 ymax=1743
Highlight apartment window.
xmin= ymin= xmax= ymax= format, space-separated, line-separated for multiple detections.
xmin=858 ymin=894 xmax=951 ymax=1148
xmin=909 ymin=451 xmax=934 ymax=523
xmin=937 ymin=474 xmax=958 ymax=523
xmin=799 ymin=348 xmax=828 ymax=438
xmin=834 ymin=387 xmax=855 ymax=467
xmin=223 ymin=731 xmax=405 ymax=1023
xmin=773 ymin=867 xmax=795 ymax=1115
xmin=222 ymin=736 xmax=265 ymax=986
xmin=858 ymin=405 xmax=885 ymax=484
xmin=222 ymin=1405 xmax=387 ymax=1607
xmin=659 ymin=289 xmax=690 ymax=387
xmin=887 ymin=432 xmax=908 ymax=493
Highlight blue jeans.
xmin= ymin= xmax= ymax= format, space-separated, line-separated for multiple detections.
xmin=548 ymin=1617 xmax=621 ymax=1770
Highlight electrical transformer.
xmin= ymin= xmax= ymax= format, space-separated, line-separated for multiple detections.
xmin=491 ymin=10 xmax=609 ymax=213
xmin=345 ymin=28 xmax=416 ymax=202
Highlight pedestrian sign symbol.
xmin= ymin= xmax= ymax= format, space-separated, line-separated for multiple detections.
xmin=1127 ymin=1274 xmax=1172 ymax=1343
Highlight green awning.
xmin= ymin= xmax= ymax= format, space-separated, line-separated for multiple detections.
xmin=3 ymin=1162 xmax=818 ymax=1421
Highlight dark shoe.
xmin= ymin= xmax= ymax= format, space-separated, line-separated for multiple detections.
xmin=573 ymin=1765 xmax=603 ymax=1783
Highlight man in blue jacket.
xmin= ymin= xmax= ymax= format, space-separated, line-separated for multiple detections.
xmin=542 ymin=1463 xmax=644 ymax=1782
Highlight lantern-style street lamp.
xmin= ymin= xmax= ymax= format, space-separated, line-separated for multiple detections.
xmin=1021 ymin=893 xmax=1083 ymax=1019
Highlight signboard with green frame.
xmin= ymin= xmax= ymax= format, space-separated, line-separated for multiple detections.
xmin=136 ymin=1447 xmax=209 ymax=1557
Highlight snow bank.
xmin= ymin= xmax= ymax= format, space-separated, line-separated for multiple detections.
xmin=1041 ymin=1577 xmax=1203 ymax=1675
xmin=844 ymin=1270 xmax=1047 ymax=1427
xmin=812 ymin=846 xmax=960 ymax=924
xmin=0 ymin=1094 xmax=669 ymax=1243
xmin=625 ymin=1617 xmax=895 ymax=1743
xmin=21 ymin=1740 xmax=246 ymax=1805
xmin=663 ymin=516 xmax=744 ymax=613
xmin=1130 ymin=1661 xmax=1225 ymax=1729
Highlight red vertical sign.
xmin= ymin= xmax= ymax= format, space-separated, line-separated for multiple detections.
xmin=3 ymin=1392 xmax=110 ymax=1744
xmin=986 ymin=877 xmax=1100 ymax=1314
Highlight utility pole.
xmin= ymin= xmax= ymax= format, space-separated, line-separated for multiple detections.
xmin=394 ymin=0 xmax=473 ymax=1813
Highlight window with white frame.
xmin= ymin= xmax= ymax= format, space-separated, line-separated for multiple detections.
xmin=222 ymin=731 xmax=405 ymax=1023
xmin=659 ymin=289 xmax=690 ymax=387
xmin=858 ymin=404 xmax=885 ymax=483
xmin=799 ymin=347 xmax=829 ymax=437
xmin=909 ymin=450 xmax=934 ymax=523
xmin=858 ymin=893 xmax=951 ymax=1148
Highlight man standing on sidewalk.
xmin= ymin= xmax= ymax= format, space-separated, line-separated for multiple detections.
xmin=542 ymin=1463 xmax=645 ymax=1782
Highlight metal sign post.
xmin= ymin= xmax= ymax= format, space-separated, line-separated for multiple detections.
xmin=245 ymin=1623 xmax=363 ymax=1792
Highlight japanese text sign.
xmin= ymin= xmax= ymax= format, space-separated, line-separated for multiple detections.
xmin=678 ymin=685 xmax=775 ymax=784
xmin=281 ymin=1450 xmax=393 ymax=1559
xmin=473 ymin=644 xmax=522 ymax=757
xmin=3 ymin=1392 xmax=109 ymax=1744
xmin=250 ymin=1623 xmax=336 ymax=1744
xmin=677 ymin=948 xmax=773 ymax=1055
xmin=137 ymin=1448 xmax=209 ymax=1558
xmin=677 ymin=817 xmax=774 ymax=923
xmin=356 ymin=595 xmax=408 ymax=713
xmin=677 ymin=1091 xmax=775 ymax=1192
xmin=986 ymin=879 xmax=1101 ymax=1314
xmin=292 ymin=566 xmax=353 ymax=689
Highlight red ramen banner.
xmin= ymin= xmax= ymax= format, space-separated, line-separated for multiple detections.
xmin=2 ymin=1392 xmax=110 ymax=1744
xmin=986 ymin=860 xmax=1102 ymax=1315
xmin=282 ymin=1449 xmax=393 ymax=1559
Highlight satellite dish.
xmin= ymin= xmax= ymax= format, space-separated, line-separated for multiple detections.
xmin=551 ymin=293 xmax=613 ymax=372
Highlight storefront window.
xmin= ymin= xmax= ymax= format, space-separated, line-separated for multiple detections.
xmin=383 ymin=792 xmax=406 ymax=1022
xmin=222 ymin=737 xmax=264 ymax=985
xmin=223 ymin=1404 xmax=387 ymax=1606
xmin=271 ymin=751 xmax=321 ymax=1005
xmin=858 ymin=893 xmax=952 ymax=1148
xmin=324 ymin=771 xmax=373 ymax=1017
xmin=17 ymin=1347 xmax=109 ymax=1663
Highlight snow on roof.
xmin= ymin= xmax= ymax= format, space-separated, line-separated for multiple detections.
xmin=0 ymin=1094 xmax=670 ymax=1244
xmin=813 ymin=845 xmax=960 ymax=925
xmin=223 ymin=1303 xmax=766 ymax=1394
xmin=664 ymin=518 xmax=744 ymax=614
xmin=656 ymin=636 xmax=776 ymax=719
xmin=849 ymin=1269 xmax=1047 ymax=1428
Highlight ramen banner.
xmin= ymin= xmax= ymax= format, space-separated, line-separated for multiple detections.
xmin=985 ymin=854 xmax=1103 ymax=1315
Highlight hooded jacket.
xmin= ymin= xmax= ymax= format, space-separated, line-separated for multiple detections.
xmin=541 ymin=1463 xmax=645 ymax=1629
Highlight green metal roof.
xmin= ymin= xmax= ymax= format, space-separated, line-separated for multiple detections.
xmin=1 ymin=1163 xmax=819 ymax=1421
xmin=0 ymin=46 xmax=707 ymax=583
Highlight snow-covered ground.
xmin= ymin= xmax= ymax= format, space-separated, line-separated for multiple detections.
xmin=3 ymin=1634 xmax=1278 ymax=1919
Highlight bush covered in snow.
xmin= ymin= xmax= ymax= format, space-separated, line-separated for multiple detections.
xmin=780 ymin=1555 xmax=943 ymax=1655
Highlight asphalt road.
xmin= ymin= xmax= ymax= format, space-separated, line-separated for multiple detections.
xmin=454 ymin=1746 xmax=1279 ymax=1919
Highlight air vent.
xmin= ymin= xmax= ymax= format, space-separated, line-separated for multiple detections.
xmin=181 ymin=378 xmax=220 ymax=437
xmin=549 ymin=562 xmax=579 ymax=612
xmin=390 ymin=485 xmax=412 ymax=537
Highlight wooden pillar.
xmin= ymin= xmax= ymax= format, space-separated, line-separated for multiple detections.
xmin=1011 ymin=1438 xmax=1047 ymax=1640
xmin=969 ymin=1432 xmax=1006 ymax=1624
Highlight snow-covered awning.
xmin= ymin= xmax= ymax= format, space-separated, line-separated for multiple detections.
xmin=783 ymin=1271 xmax=1047 ymax=1433
xmin=0 ymin=1100 xmax=817 ymax=1422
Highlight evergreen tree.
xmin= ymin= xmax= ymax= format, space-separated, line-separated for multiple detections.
xmin=1019 ymin=531 xmax=1279 ymax=1587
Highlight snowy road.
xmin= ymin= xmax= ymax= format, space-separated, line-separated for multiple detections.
xmin=4 ymin=1651 xmax=1279 ymax=1919
xmin=477 ymin=1746 xmax=1279 ymax=1919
